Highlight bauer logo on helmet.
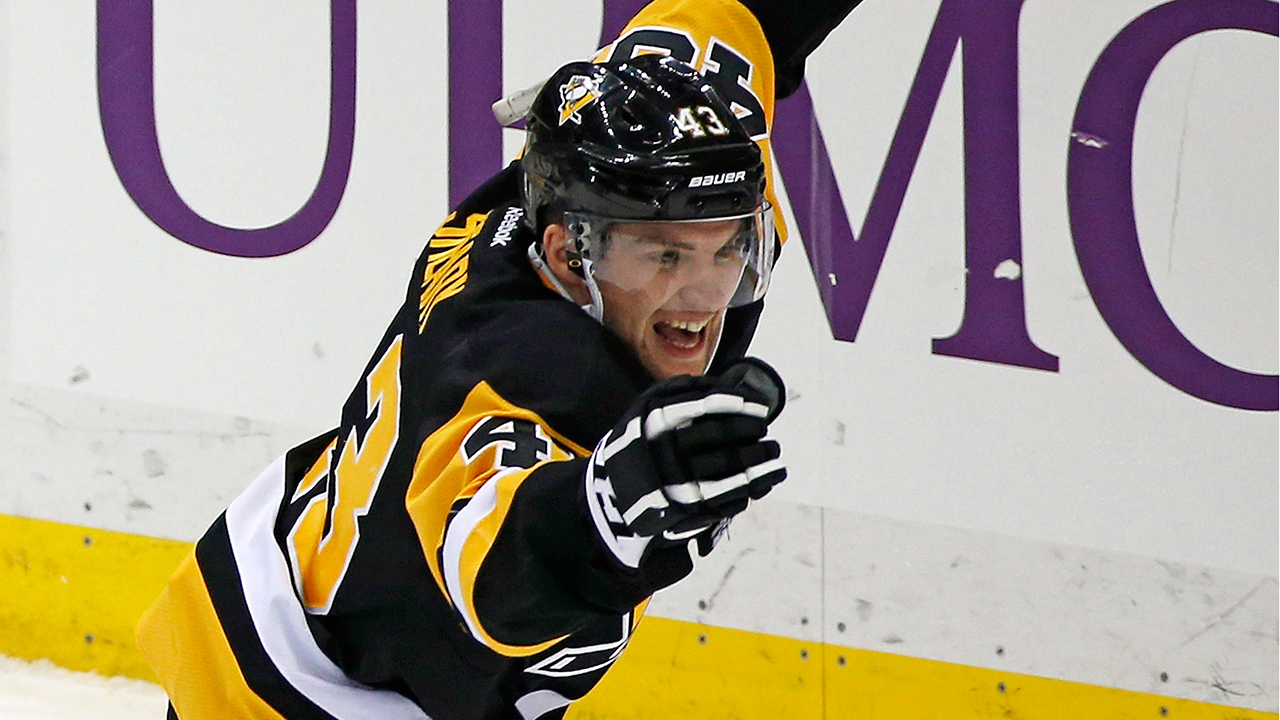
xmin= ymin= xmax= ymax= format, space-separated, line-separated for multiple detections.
xmin=688 ymin=171 xmax=747 ymax=188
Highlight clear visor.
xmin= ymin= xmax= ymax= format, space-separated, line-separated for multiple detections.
xmin=564 ymin=202 xmax=774 ymax=314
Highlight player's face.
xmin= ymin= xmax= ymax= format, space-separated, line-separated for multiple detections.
xmin=592 ymin=218 xmax=748 ymax=379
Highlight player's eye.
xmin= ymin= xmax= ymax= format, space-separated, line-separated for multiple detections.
xmin=650 ymin=248 xmax=682 ymax=267
xmin=715 ymin=236 xmax=750 ymax=261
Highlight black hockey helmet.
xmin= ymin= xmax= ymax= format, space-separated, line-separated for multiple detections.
xmin=520 ymin=54 xmax=767 ymax=224
xmin=519 ymin=54 xmax=775 ymax=322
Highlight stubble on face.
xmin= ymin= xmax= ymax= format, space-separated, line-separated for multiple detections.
xmin=598 ymin=288 xmax=724 ymax=379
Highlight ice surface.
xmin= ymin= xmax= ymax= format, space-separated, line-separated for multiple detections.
xmin=0 ymin=655 xmax=168 ymax=720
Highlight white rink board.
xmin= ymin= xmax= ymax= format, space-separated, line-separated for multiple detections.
xmin=650 ymin=500 xmax=1279 ymax=711
xmin=0 ymin=0 xmax=1275 ymax=713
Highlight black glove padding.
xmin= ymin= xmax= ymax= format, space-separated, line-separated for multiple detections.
xmin=584 ymin=358 xmax=787 ymax=571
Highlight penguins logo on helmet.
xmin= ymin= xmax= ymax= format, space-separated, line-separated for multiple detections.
xmin=557 ymin=75 xmax=600 ymax=126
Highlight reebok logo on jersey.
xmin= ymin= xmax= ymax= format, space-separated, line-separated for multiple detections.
xmin=688 ymin=171 xmax=746 ymax=188
xmin=490 ymin=206 xmax=524 ymax=247
xmin=525 ymin=614 xmax=633 ymax=678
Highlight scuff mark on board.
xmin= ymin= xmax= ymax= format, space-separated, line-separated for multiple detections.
xmin=1179 ymin=577 xmax=1276 ymax=648
xmin=702 ymin=548 xmax=754 ymax=612
xmin=855 ymin=599 xmax=873 ymax=622
xmin=993 ymin=259 xmax=1021 ymax=280
xmin=1184 ymin=662 xmax=1267 ymax=701
xmin=10 ymin=399 xmax=66 ymax=431
xmin=9 ymin=398 xmax=270 ymax=440
xmin=1166 ymin=36 xmax=1206 ymax=275
xmin=829 ymin=420 xmax=846 ymax=447
xmin=142 ymin=450 xmax=168 ymax=478
xmin=1070 ymin=130 xmax=1108 ymax=148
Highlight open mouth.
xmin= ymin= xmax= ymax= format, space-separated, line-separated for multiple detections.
xmin=653 ymin=317 xmax=710 ymax=355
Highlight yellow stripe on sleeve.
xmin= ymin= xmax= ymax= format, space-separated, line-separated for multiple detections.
xmin=449 ymin=464 xmax=569 ymax=657
xmin=135 ymin=552 xmax=286 ymax=720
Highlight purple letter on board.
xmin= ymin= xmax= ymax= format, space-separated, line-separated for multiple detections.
xmin=452 ymin=0 xmax=1058 ymax=370
xmin=448 ymin=0 xmax=505 ymax=208
xmin=97 ymin=0 xmax=356 ymax=258
xmin=1068 ymin=0 xmax=1279 ymax=411
xmin=773 ymin=0 xmax=1059 ymax=372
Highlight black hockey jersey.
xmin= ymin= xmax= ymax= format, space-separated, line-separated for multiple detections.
xmin=136 ymin=1 xmax=863 ymax=718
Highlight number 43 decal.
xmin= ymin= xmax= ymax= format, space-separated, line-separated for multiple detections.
xmin=286 ymin=336 xmax=403 ymax=614
xmin=674 ymin=106 xmax=730 ymax=138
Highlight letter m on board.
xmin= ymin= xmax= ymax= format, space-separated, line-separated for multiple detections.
xmin=773 ymin=0 xmax=1058 ymax=372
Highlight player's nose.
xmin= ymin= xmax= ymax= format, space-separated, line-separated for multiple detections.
xmin=672 ymin=258 xmax=740 ymax=310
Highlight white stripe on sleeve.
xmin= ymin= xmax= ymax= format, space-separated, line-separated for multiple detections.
xmin=225 ymin=457 xmax=433 ymax=720
xmin=441 ymin=470 xmax=520 ymax=647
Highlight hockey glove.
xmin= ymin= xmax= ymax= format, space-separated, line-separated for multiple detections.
xmin=584 ymin=358 xmax=787 ymax=570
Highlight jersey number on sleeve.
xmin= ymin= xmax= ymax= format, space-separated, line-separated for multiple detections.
xmin=286 ymin=336 xmax=403 ymax=613
xmin=461 ymin=416 xmax=553 ymax=471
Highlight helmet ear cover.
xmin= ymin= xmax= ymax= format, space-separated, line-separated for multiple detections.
xmin=530 ymin=201 xmax=586 ymax=275
xmin=565 ymin=217 xmax=593 ymax=276
xmin=565 ymin=233 xmax=586 ymax=274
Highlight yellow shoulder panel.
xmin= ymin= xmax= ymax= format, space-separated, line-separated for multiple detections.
xmin=406 ymin=381 xmax=588 ymax=656
xmin=603 ymin=0 xmax=775 ymax=113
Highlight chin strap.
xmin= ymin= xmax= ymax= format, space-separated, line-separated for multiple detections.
xmin=578 ymin=258 xmax=606 ymax=322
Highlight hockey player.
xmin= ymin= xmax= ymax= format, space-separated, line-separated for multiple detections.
xmin=138 ymin=1 xmax=862 ymax=718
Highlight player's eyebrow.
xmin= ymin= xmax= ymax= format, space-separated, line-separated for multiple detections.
xmin=617 ymin=233 xmax=697 ymax=250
